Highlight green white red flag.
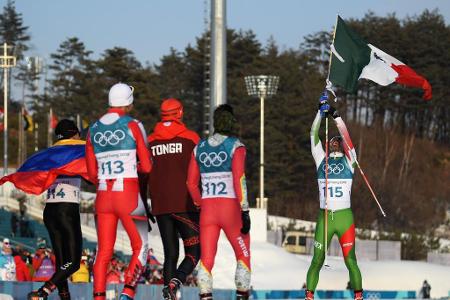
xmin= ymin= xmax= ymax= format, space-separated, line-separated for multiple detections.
xmin=328 ymin=16 xmax=432 ymax=100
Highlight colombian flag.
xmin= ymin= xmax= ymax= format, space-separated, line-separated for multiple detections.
xmin=0 ymin=139 xmax=89 ymax=195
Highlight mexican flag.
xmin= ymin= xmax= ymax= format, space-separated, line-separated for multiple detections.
xmin=328 ymin=16 xmax=432 ymax=100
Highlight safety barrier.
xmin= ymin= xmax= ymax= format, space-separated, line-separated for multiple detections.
xmin=0 ymin=282 xmax=417 ymax=299
xmin=252 ymin=290 xmax=416 ymax=299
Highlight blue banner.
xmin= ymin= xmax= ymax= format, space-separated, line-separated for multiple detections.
xmin=0 ymin=282 xmax=416 ymax=300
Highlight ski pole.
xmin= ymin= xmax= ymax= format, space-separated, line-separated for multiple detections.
xmin=341 ymin=136 xmax=387 ymax=217
xmin=324 ymin=116 xmax=330 ymax=267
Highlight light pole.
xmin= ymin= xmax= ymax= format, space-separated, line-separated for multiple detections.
xmin=0 ymin=43 xmax=16 ymax=177
xmin=244 ymin=75 xmax=279 ymax=209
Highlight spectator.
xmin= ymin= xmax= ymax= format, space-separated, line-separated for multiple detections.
xmin=12 ymin=245 xmax=32 ymax=282
xmin=32 ymin=239 xmax=56 ymax=282
xmin=87 ymin=248 xmax=96 ymax=283
xmin=420 ymin=280 xmax=431 ymax=299
xmin=19 ymin=215 xmax=34 ymax=238
xmin=71 ymin=255 xmax=90 ymax=283
xmin=105 ymin=257 xmax=122 ymax=285
xmin=10 ymin=212 xmax=18 ymax=237
xmin=0 ymin=238 xmax=29 ymax=281
xmin=149 ymin=267 xmax=164 ymax=285
xmin=146 ymin=248 xmax=162 ymax=270
xmin=19 ymin=198 xmax=27 ymax=217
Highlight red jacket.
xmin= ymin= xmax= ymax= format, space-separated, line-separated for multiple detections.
xmin=14 ymin=256 xmax=31 ymax=281
xmin=147 ymin=121 xmax=199 ymax=215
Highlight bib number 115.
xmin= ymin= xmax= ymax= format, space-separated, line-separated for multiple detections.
xmin=322 ymin=186 xmax=343 ymax=198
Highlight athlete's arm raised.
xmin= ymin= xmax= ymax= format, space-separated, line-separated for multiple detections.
xmin=186 ymin=151 xmax=202 ymax=207
xmin=331 ymin=107 xmax=357 ymax=170
xmin=85 ymin=131 xmax=98 ymax=184
xmin=310 ymin=111 xmax=325 ymax=168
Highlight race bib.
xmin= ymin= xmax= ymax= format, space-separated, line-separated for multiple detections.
xmin=47 ymin=177 xmax=81 ymax=203
xmin=95 ymin=149 xmax=137 ymax=179
xmin=318 ymin=179 xmax=352 ymax=210
xmin=201 ymin=171 xmax=236 ymax=199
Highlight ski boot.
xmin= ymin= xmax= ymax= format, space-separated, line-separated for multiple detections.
xmin=162 ymin=286 xmax=171 ymax=300
xmin=200 ymin=293 xmax=213 ymax=300
xmin=305 ymin=289 xmax=314 ymax=300
xmin=27 ymin=290 xmax=47 ymax=300
xmin=236 ymin=290 xmax=249 ymax=300
xmin=161 ymin=278 xmax=182 ymax=299
xmin=118 ymin=293 xmax=134 ymax=300
xmin=354 ymin=290 xmax=363 ymax=300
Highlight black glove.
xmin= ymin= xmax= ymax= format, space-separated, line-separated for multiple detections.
xmin=140 ymin=193 xmax=156 ymax=232
xmin=145 ymin=207 xmax=156 ymax=232
xmin=240 ymin=210 xmax=251 ymax=234
xmin=147 ymin=211 xmax=156 ymax=224
xmin=328 ymin=106 xmax=340 ymax=119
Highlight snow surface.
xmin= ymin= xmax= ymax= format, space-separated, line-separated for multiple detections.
xmin=147 ymin=233 xmax=450 ymax=297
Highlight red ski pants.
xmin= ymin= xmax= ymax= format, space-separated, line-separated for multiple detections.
xmin=93 ymin=179 xmax=148 ymax=299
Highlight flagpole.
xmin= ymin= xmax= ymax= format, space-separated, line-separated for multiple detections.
xmin=327 ymin=15 xmax=339 ymax=79
xmin=325 ymin=15 xmax=340 ymax=99
xmin=17 ymin=109 xmax=22 ymax=166
xmin=34 ymin=122 xmax=39 ymax=152
xmin=48 ymin=108 xmax=52 ymax=147
xmin=324 ymin=116 xmax=330 ymax=268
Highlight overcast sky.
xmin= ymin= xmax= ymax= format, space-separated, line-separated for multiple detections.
xmin=13 ymin=0 xmax=450 ymax=65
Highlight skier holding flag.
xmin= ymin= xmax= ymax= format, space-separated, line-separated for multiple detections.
xmin=305 ymin=92 xmax=363 ymax=300
xmin=4 ymin=119 xmax=88 ymax=300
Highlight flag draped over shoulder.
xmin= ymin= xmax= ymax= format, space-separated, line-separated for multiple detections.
xmin=0 ymin=140 xmax=89 ymax=195
xmin=328 ymin=16 xmax=432 ymax=100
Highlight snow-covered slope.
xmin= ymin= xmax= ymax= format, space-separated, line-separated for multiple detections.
xmin=148 ymin=233 xmax=450 ymax=297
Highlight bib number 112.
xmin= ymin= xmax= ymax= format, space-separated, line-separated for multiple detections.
xmin=203 ymin=182 xmax=227 ymax=196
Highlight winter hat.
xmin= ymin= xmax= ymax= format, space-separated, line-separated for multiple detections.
xmin=213 ymin=104 xmax=239 ymax=136
xmin=55 ymin=119 xmax=80 ymax=140
xmin=2 ymin=238 xmax=10 ymax=248
xmin=108 ymin=83 xmax=134 ymax=107
xmin=160 ymin=98 xmax=183 ymax=121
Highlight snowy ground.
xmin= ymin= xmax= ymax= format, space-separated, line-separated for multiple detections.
xmin=147 ymin=233 xmax=450 ymax=298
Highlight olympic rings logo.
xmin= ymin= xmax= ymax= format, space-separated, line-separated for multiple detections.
xmin=199 ymin=151 xmax=228 ymax=167
xmin=322 ymin=163 xmax=345 ymax=174
xmin=93 ymin=130 xmax=126 ymax=147
xmin=366 ymin=292 xmax=380 ymax=300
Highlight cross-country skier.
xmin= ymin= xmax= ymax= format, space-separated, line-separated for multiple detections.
xmin=27 ymin=120 xmax=86 ymax=300
xmin=187 ymin=104 xmax=251 ymax=300
xmin=146 ymin=98 xmax=201 ymax=299
xmin=86 ymin=83 xmax=151 ymax=300
xmin=305 ymin=92 xmax=363 ymax=300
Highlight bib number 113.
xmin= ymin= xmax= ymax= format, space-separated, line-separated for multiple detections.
xmin=101 ymin=160 xmax=124 ymax=175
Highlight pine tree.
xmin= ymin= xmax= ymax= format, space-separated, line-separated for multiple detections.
xmin=0 ymin=0 xmax=31 ymax=101
xmin=0 ymin=0 xmax=30 ymax=58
